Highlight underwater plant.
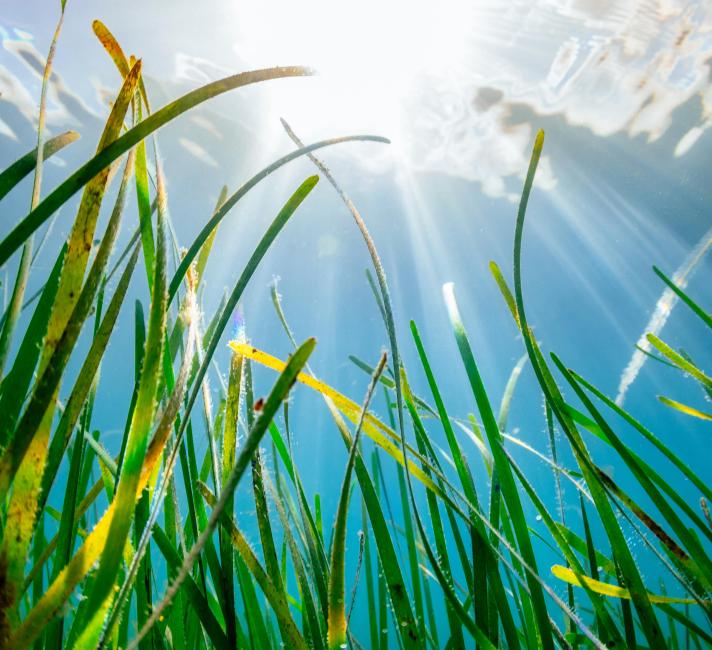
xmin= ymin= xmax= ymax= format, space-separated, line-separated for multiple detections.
xmin=0 ymin=4 xmax=709 ymax=649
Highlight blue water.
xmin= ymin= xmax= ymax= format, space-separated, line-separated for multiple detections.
xmin=1 ymin=0 xmax=711 ymax=644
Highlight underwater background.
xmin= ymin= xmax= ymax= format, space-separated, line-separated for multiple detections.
xmin=0 ymin=1 xmax=710 ymax=648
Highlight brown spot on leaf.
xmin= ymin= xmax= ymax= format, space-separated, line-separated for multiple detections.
xmin=0 ymin=552 xmax=15 ymax=649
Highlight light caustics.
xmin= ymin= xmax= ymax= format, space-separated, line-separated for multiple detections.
xmin=231 ymin=0 xmax=712 ymax=195
xmin=2 ymin=2 xmax=711 ymax=193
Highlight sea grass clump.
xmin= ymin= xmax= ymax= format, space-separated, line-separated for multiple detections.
xmin=0 ymin=5 xmax=708 ymax=649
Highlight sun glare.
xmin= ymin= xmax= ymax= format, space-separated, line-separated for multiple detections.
xmin=234 ymin=0 xmax=471 ymax=139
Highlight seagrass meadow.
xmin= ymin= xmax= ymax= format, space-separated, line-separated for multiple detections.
xmin=0 ymin=2 xmax=711 ymax=649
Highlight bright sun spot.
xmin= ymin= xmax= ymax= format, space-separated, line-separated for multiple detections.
xmin=234 ymin=0 xmax=472 ymax=141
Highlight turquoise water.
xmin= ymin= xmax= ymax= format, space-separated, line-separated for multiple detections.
xmin=1 ymin=1 xmax=711 ymax=646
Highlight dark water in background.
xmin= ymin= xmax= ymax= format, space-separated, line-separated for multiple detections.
xmin=1 ymin=0 xmax=711 ymax=641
